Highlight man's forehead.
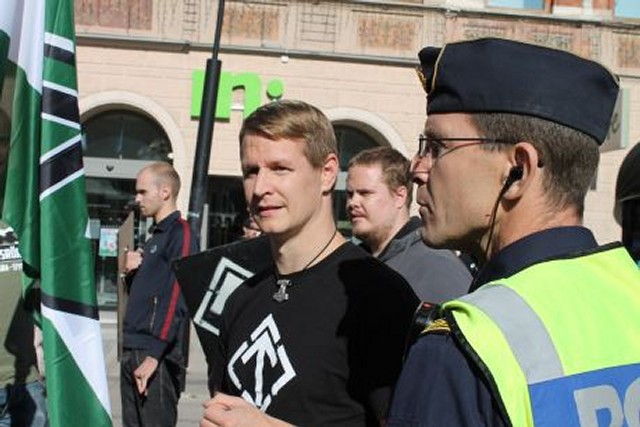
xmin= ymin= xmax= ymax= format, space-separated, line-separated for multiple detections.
xmin=240 ymin=138 xmax=312 ymax=170
xmin=349 ymin=162 xmax=384 ymax=174
xmin=347 ymin=164 xmax=386 ymax=187
xmin=423 ymin=113 xmax=476 ymax=135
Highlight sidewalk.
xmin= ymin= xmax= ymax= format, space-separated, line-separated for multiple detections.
xmin=101 ymin=311 xmax=210 ymax=426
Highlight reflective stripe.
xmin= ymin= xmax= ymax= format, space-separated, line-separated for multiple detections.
xmin=460 ymin=285 xmax=564 ymax=383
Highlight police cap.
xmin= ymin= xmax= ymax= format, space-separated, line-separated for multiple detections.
xmin=417 ymin=38 xmax=619 ymax=145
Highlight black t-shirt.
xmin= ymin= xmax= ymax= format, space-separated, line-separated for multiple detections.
xmin=210 ymin=242 xmax=419 ymax=426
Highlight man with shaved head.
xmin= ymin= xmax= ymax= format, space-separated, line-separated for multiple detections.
xmin=121 ymin=161 xmax=198 ymax=427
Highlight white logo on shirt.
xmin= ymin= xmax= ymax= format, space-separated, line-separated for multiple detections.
xmin=194 ymin=257 xmax=254 ymax=336
xmin=227 ymin=314 xmax=296 ymax=410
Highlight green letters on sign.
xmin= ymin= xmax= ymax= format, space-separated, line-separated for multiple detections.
xmin=191 ymin=70 xmax=285 ymax=119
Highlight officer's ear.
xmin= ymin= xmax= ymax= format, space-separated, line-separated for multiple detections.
xmin=501 ymin=142 xmax=541 ymax=200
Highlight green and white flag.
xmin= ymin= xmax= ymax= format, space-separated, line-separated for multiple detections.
xmin=1 ymin=0 xmax=112 ymax=426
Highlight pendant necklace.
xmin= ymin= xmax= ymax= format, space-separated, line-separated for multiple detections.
xmin=273 ymin=228 xmax=338 ymax=303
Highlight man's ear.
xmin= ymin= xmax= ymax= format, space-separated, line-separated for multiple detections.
xmin=393 ymin=185 xmax=409 ymax=209
xmin=321 ymin=153 xmax=339 ymax=193
xmin=502 ymin=142 xmax=540 ymax=200
xmin=158 ymin=183 xmax=172 ymax=201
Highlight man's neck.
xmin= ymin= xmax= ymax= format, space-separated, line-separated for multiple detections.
xmin=153 ymin=204 xmax=178 ymax=224
xmin=272 ymin=216 xmax=345 ymax=274
xmin=486 ymin=206 xmax=582 ymax=261
xmin=369 ymin=212 xmax=410 ymax=257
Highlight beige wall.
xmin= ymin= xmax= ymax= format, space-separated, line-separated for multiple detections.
xmin=75 ymin=0 xmax=640 ymax=244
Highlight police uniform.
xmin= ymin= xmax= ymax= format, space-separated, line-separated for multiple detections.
xmin=388 ymin=227 xmax=640 ymax=426
xmin=387 ymin=39 xmax=640 ymax=427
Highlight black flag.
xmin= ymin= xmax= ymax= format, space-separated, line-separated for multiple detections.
xmin=173 ymin=235 xmax=272 ymax=364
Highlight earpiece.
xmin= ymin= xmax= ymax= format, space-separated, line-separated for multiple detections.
xmin=506 ymin=166 xmax=523 ymax=186
xmin=487 ymin=166 xmax=524 ymax=258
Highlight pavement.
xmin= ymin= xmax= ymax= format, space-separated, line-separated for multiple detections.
xmin=101 ymin=311 xmax=210 ymax=426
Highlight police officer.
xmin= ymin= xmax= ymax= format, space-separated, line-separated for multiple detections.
xmin=387 ymin=38 xmax=640 ymax=426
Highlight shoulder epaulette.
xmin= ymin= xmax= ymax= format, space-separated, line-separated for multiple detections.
xmin=421 ymin=318 xmax=451 ymax=335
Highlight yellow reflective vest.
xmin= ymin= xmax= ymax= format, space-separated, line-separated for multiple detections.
xmin=443 ymin=244 xmax=640 ymax=427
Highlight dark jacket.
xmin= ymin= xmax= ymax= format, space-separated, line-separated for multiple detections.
xmin=123 ymin=211 xmax=198 ymax=361
xmin=387 ymin=226 xmax=601 ymax=427
xmin=374 ymin=217 xmax=472 ymax=303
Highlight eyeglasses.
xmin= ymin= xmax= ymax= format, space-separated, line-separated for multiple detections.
xmin=417 ymin=135 xmax=510 ymax=160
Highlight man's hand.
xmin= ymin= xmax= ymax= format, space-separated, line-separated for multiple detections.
xmin=200 ymin=393 xmax=294 ymax=427
xmin=133 ymin=356 xmax=158 ymax=395
xmin=124 ymin=247 xmax=143 ymax=273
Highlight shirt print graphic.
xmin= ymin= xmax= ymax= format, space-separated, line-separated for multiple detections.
xmin=227 ymin=314 xmax=296 ymax=409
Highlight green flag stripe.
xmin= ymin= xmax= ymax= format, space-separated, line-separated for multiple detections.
xmin=40 ymin=188 xmax=95 ymax=306
xmin=40 ymin=134 xmax=81 ymax=163
xmin=4 ymin=67 xmax=42 ymax=276
xmin=40 ymin=114 xmax=77 ymax=153
xmin=41 ymin=111 xmax=80 ymax=129
xmin=44 ymin=32 xmax=74 ymax=65
xmin=43 ymin=79 xmax=77 ymax=96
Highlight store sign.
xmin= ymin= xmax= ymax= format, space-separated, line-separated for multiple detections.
xmin=0 ymin=224 xmax=21 ymax=273
xmin=191 ymin=70 xmax=285 ymax=119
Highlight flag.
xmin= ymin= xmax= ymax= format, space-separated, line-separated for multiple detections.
xmin=0 ymin=0 xmax=112 ymax=425
xmin=173 ymin=235 xmax=272 ymax=367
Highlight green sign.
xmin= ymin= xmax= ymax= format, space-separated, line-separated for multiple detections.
xmin=191 ymin=70 xmax=285 ymax=119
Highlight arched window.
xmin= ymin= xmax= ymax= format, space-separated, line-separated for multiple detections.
xmin=83 ymin=110 xmax=172 ymax=161
xmin=83 ymin=109 xmax=173 ymax=308
xmin=335 ymin=125 xmax=380 ymax=169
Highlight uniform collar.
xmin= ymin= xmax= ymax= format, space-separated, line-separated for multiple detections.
xmin=471 ymin=226 xmax=598 ymax=291
xmin=149 ymin=210 xmax=181 ymax=234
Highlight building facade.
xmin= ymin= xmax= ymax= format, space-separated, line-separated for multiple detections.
xmin=51 ymin=0 xmax=640 ymax=304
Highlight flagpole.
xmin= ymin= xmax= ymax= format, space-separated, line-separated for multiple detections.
xmin=187 ymin=0 xmax=226 ymax=247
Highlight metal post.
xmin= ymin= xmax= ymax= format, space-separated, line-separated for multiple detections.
xmin=187 ymin=0 xmax=226 ymax=246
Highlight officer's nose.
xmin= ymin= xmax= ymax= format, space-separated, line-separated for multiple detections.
xmin=411 ymin=156 xmax=431 ymax=186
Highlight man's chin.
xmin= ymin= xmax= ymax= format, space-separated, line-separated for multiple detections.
xmin=350 ymin=228 xmax=369 ymax=242
xmin=419 ymin=227 xmax=447 ymax=249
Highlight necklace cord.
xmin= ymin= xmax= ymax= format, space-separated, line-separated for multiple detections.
xmin=272 ymin=228 xmax=338 ymax=302
xmin=302 ymin=228 xmax=338 ymax=270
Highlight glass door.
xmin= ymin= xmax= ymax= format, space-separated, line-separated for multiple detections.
xmin=86 ymin=176 xmax=147 ymax=308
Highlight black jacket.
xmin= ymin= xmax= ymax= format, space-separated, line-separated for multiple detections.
xmin=123 ymin=211 xmax=199 ymax=361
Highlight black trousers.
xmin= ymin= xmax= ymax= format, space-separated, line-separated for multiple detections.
xmin=120 ymin=349 xmax=183 ymax=427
